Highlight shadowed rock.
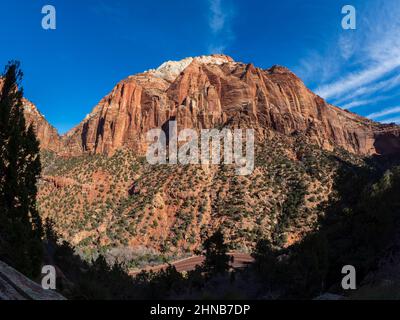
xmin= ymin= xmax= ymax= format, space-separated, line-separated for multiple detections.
xmin=0 ymin=260 xmax=65 ymax=300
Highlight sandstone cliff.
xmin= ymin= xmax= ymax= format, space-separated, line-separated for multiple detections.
xmin=0 ymin=78 xmax=61 ymax=152
xmin=22 ymin=99 xmax=61 ymax=152
xmin=58 ymin=54 xmax=400 ymax=157
xmin=4 ymin=55 xmax=398 ymax=158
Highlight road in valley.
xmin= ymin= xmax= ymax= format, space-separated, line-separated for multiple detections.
xmin=129 ymin=252 xmax=254 ymax=276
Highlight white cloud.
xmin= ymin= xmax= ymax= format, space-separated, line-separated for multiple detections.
xmin=316 ymin=58 xmax=400 ymax=100
xmin=367 ymin=106 xmax=400 ymax=119
xmin=209 ymin=0 xmax=226 ymax=33
xmin=341 ymin=99 xmax=377 ymax=110
xmin=341 ymin=94 xmax=395 ymax=110
xmin=304 ymin=0 xmax=400 ymax=109
xmin=381 ymin=116 xmax=400 ymax=124
xmin=208 ymin=44 xmax=227 ymax=54
xmin=333 ymin=73 xmax=400 ymax=106
xmin=207 ymin=0 xmax=235 ymax=54
xmin=338 ymin=34 xmax=356 ymax=60
xmin=296 ymin=50 xmax=342 ymax=84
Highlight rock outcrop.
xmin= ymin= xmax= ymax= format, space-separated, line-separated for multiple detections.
xmin=0 ymin=78 xmax=61 ymax=152
xmin=22 ymin=99 xmax=61 ymax=152
xmin=3 ymin=55 xmax=399 ymax=157
xmin=0 ymin=260 xmax=65 ymax=300
xmin=59 ymin=54 xmax=400 ymax=157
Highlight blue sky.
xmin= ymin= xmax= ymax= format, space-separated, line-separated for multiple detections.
xmin=1 ymin=0 xmax=400 ymax=134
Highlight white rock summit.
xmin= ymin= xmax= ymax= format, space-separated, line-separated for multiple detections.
xmin=147 ymin=54 xmax=234 ymax=82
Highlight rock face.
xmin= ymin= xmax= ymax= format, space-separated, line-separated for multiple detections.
xmin=0 ymin=260 xmax=65 ymax=300
xmin=59 ymin=54 xmax=400 ymax=157
xmin=22 ymin=99 xmax=61 ymax=152
xmin=0 ymin=78 xmax=61 ymax=152
xmin=3 ymin=55 xmax=399 ymax=157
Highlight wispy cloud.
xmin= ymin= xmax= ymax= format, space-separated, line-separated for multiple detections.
xmin=341 ymin=94 xmax=396 ymax=110
xmin=333 ymin=73 xmax=400 ymax=105
xmin=208 ymin=0 xmax=235 ymax=53
xmin=338 ymin=34 xmax=356 ymax=60
xmin=209 ymin=0 xmax=226 ymax=33
xmin=367 ymin=106 xmax=400 ymax=119
xmin=316 ymin=59 xmax=400 ymax=100
xmin=340 ymin=100 xmax=370 ymax=110
xmin=296 ymin=50 xmax=342 ymax=84
xmin=299 ymin=0 xmax=400 ymax=114
xmin=381 ymin=116 xmax=400 ymax=124
xmin=342 ymin=98 xmax=381 ymax=110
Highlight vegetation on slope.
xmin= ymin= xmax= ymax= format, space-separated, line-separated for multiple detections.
xmin=38 ymin=132 xmax=360 ymax=268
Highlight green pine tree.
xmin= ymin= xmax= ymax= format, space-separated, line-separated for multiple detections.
xmin=0 ymin=61 xmax=43 ymax=278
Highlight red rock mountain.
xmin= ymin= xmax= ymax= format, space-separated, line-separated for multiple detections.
xmin=3 ymin=54 xmax=399 ymax=157
xmin=32 ymin=55 xmax=400 ymax=257
xmin=52 ymin=54 xmax=400 ymax=157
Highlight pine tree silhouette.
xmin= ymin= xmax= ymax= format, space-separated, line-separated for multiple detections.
xmin=202 ymin=229 xmax=232 ymax=276
xmin=0 ymin=61 xmax=43 ymax=278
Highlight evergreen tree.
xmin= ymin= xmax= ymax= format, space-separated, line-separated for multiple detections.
xmin=202 ymin=229 xmax=232 ymax=276
xmin=0 ymin=61 xmax=43 ymax=278
xmin=252 ymin=239 xmax=277 ymax=281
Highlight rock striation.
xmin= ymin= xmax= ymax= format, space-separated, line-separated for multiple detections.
xmin=59 ymin=55 xmax=400 ymax=157
xmin=3 ymin=55 xmax=399 ymax=157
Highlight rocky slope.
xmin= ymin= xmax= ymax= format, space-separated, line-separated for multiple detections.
xmin=38 ymin=137 xmax=362 ymax=265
